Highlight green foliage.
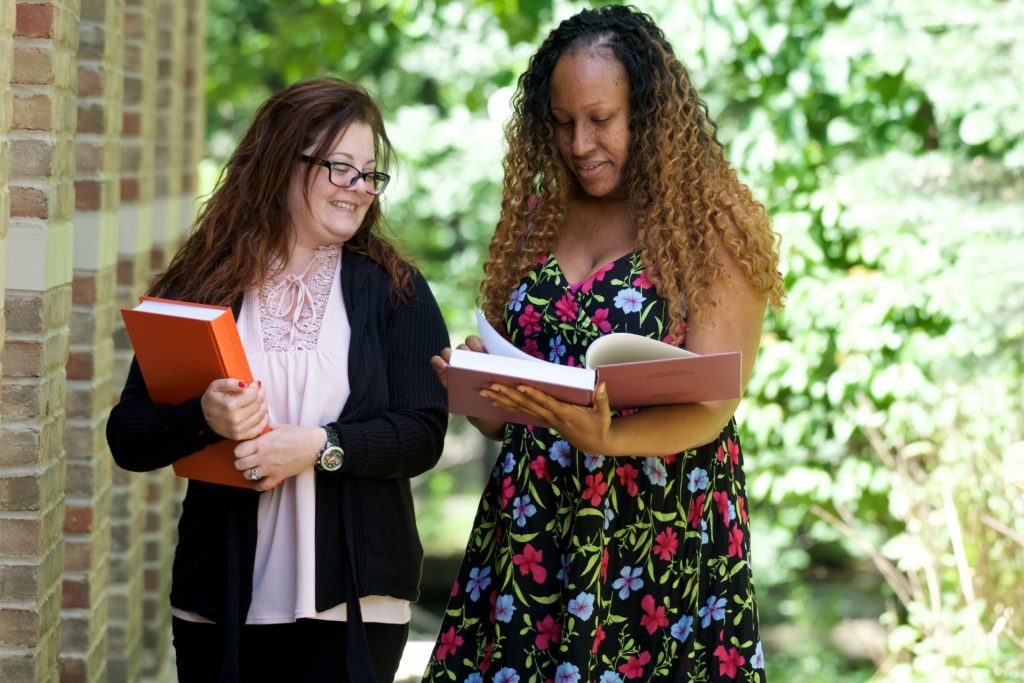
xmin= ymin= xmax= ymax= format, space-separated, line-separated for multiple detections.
xmin=206 ymin=0 xmax=1024 ymax=678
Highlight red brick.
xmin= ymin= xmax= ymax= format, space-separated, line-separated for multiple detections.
xmin=75 ymin=180 xmax=102 ymax=211
xmin=76 ymin=103 xmax=104 ymax=135
xmin=62 ymin=576 xmax=89 ymax=609
xmin=10 ymin=138 xmax=55 ymax=176
xmin=77 ymin=65 xmax=103 ymax=98
xmin=122 ymin=111 xmax=140 ymax=136
xmin=0 ymin=518 xmax=43 ymax=556
xmin=58 ymin=656 xmax=87 ymax=682
xmin=65 ymin=504 xmax=94 ymax=534
xmin=75 ymin=141 xmax=104 ymax=174
xmin=13 ymin=46 xmax=56 ymax=85
xmin=16 ymin=3 xmax=55 ymax=39
xmin=10 ymin=185 xmax=49 ymax=219
xmin=119 ymin=177 xmax=139 ymax=202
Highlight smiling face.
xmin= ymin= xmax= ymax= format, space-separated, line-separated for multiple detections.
xmin=549 ymin=48 xmax=632 ymax=199
xmin=287 ymin=120 xmax=378 ymax=249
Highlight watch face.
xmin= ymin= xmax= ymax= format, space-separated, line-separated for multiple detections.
xmin=320 ymin=447 xmax=344 ymax=471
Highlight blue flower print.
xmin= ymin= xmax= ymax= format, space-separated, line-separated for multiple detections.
xmin=603 ymin=498 xmax=615 ymax=530
xmin=502 ymin=451 xmax=515 ymax=473
xmin=549 ymin=440 xmax=571 ymax=468
xmin=687 ymin=467 xmax=709 ymax=492
xmin=701 ymin=518 xmax=709 ymax=544
xmin=555 ymin=663 xmax=581 ymax=683
xmin=611 ymin=566 xmax=644 ymax=599
xmin=584 ymin=453 xmax=605 ymax=471
xmin=567 ymin=592 xmax=595 ymax=621
xmin=613 ymin=287 xmax=646 ymax=313
xmin=557 ymin=554 xmax=571 ymax=584
xmin=465 ymin=566 xmax=491 ymax=601
xmin=548 ymin=334 xmax=566 ymax=362
xmin=751 ymin=641 xmax=765 ymax=669
xmin=671 ymin=615 xmax=694 ymax=642
xmin=508 ymin=283 xmax=527 ymax=311
xmin=494 ymin=594 xmax=516 ymax=623
xmin=599 ymin=673 xmax=624 ymax=683
xmin=643 ymin=457 xmax=668 ymax=486
xmin=494 ymin=668 xmax=520 ymax=683
xmin=512 ymin=494 xmax=537 ymax=527
xmin=698 ymin=595 xmax=727 ymax=627
xmin=466 ymin=675 xmax=484 ymax=683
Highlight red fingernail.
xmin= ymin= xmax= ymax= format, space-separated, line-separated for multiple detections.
xmin=238 ymin=381 xmax=247 ymax=388
xmin=256 ymin=380 xmax=262 ymax=387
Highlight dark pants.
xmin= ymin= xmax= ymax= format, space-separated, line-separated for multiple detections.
xmin=172 ymin=617 xmax=409 ymax=682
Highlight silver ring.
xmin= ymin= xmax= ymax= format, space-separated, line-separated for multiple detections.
xmin=247 ymin=466 xmax=261 ymax=481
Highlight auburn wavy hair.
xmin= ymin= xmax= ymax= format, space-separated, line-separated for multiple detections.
xmin=150 ymin=77 xmax=412 ymax=305
xmin=480 ymin=5 xmax=784 ymax=334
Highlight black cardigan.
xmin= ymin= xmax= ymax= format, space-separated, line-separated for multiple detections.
xmin=106 ymin=252 xmax=450 ymax=681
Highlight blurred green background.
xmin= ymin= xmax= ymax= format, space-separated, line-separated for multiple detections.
xmin=204 ymin=0 xmax=1024 ymax=679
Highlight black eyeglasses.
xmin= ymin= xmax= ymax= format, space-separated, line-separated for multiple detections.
xmin=299 ymin=154 xmax=391 ymax=195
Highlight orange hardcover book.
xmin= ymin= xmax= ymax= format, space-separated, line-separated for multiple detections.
xmin=446 ymin=310 xmax=742 ymax=427
xmin=120 ymin=296 xmax=255 ymax=488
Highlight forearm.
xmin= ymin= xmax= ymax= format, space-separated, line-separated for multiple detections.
xmin=106 ymin=358 xmax=222 ymax=471
xmin=604 ymin=399 xmax=739 ymax=457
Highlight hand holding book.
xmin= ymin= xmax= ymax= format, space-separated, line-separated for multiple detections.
xmin=445 ymin=310 xmax=742 ymax=427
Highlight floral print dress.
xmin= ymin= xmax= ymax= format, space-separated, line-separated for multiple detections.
xmin=424 ymin=251 xmax=764 ymax=683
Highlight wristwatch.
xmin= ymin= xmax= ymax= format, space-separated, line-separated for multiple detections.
xmin=315 ymin=425 xmax=345 ymax=472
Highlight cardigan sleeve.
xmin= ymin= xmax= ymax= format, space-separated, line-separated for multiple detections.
xmin=106 ymin=357 xmax=224 ymax=472
xmin=329 ymin=270 xmax=450 ymax=479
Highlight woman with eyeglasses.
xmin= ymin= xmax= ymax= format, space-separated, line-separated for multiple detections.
xmin=426 ymin=6 xmax=784 ymax=682
xmin=107 ymin=77 xmax=449 ymax=682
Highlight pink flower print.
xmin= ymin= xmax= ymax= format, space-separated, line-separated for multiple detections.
xmin=534 ymin=615 xmax=562 ymax=650
xmin=617 ymin=650 xmax=651 ymax=679
xmin=518 ymin=304 xmax=542 ymax=336
xmin=713 ymin=490 xmax=731 ymax=524
xmin=727 ymin=438 xmax=740 ymax=469
xmin=575 ymin=261 xmax=615 ymax=293
xmin=713 ymin=645 xmax=746 ymax=679
xmin=728 ymin=524 xmax=744 ymax=558
xmin=435 ymin=626 xmax=463 ymax=660
xmin=688 ymin=493 xmax=706 ymax=528
xmin=582 ymin=473 xmax=608 ymax=506
xmin=529 ymin=455 xmax=550 ymax=481
xmin=600 ymin=547 xmax=609 ymax=581
xmin=615 ymin=463 xmax=639 ymax=497
xmin=716 ymin=444 xmax=727 ymax=464
xmin=589 ymin=307 xmax=612 ymax=333
xmin=522 ymin=337 xmax=542 ymax=359
xmin=480 ymin=643 xmax=494 ymax=673
xmin=640 ymin=595 xmax=669 ymax=634
xmin=450 ymin=579 xmax=459 ymax=597
xmin=554 ymin=292 xmax=579 ymax=322
xmin=632 ymin=270 xmax=653 ymax=289
xmin=536 ymin=251 xmax=549 ymax=265
xmin=591 ymin=624 xmax=605 ymax=653
xmin=737 ymin=495 xmax=748 ymax=525
xmin=500 ymin=476 xmax=515 ymax=510
xmin=662 ymin=454 xmax=677 ymax=466
xmin=653 ymin=528 xmax=679 ymax=561
xmin=512 ymin=543 xmax=547 ymax=583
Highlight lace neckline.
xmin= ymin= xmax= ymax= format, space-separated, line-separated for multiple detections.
xmin=257 ymin=246 xmax=340 ymax=352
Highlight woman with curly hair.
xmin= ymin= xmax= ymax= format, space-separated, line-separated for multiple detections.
xmin=107 ymin=78 xmax=448 ymax=682
xmin=425 ymin=5 xmax=782 ymax=682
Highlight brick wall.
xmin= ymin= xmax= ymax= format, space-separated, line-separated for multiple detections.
xmin=0 ymin=2 xmax=207 ymax=681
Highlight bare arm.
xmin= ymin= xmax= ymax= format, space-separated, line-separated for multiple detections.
xmin=483 ymin=237 xmax=767 ymax=455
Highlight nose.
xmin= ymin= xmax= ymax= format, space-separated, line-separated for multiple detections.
xmin=570 ymin=122 xmax=595 ymax=157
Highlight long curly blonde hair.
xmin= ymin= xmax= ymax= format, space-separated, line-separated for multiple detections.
xmin=480 ymin=5 xmax=784 ymax=335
